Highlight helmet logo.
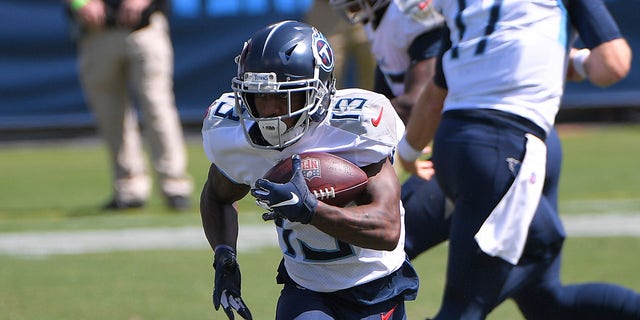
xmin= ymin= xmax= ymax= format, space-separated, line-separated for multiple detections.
xmin=312 ymin=30 xmax=334 ymax=72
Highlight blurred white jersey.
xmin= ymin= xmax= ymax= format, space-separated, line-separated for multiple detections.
xmin=202 ymin=88 xmax=407 ymax=292
xmin=364 ymin=2 xmax=444 ymax=96
xmin=433 ymin=0 xmax=570 ymax=132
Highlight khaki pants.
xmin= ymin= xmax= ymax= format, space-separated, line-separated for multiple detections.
xmin=78 ymin=13 xmax=192 ymax=203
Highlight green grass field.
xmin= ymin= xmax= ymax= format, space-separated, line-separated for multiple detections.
xmin=1 ymin=124 xmax=639 ymax=319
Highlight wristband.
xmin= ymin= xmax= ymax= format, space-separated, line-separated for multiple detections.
xmin=71 ymin=0 xmax=91 ymax=11
xmin=397 ymin=136 xmax=422 ymax=163
xmin=572 ymin=48 xmax=590 ymax=79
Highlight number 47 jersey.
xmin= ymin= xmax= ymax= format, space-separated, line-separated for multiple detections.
xmin=202 ymin=88 xmax=407 ymax=293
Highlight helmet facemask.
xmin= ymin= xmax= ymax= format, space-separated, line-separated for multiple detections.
xmin=231 ymin=21 xmax=336 ymax=150
xmin=232 ymin=70 xmax=331 ymax=149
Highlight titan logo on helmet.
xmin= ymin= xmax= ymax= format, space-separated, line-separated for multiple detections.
xmin=312 ymin=29 xmax=334 ymax=72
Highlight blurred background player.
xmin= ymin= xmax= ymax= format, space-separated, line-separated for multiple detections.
xmin=398 ymin=0 xmax=639 ymax=319
xmin=65 ymin=0 xmax=193 ymax=210
xmin=393 ymin=0 xmax=563 ymax=262
xmin=304 ymin=0 xmax=376 ymax=90
xmin=200 ymin=20 xmax=418 ymax=319
xmin=329 ymin=0 xmax=451 ymax=259
xmin=329 ymin=0 xmax=444 ymax=123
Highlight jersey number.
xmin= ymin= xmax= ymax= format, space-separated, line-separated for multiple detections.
xmin=331 ymin=98 xmax=366 ymax=121
xmin=210 ymin=96 xmax=240 ymax=121
xmin=281 ymin=229 xmax=355 ymax=262
xmin=451 ymin=0 xmax=503 ymax=58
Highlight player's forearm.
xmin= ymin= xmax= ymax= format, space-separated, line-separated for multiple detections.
xmin=311 ymin=202 xmax=401 ymax=251
xmin=200 ymin=186 xmax=239 ymax=251
xmin=392 ymin=59 xmax=435 ymax=123
xmin=585 ymin=38 xmax=632 ymax=87
xmin=567 ymin=0 xmax=631 ymax=87
xmin=401 ymin=80 xmax=446 ymax=158
xmin=309 ymin=160 xmax=402 ymax=251
xmin=390 ymin=96 xmax=413 ymax=124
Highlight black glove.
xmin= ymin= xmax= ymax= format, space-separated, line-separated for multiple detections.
xmin=212 ymin=246 xmax=252 ymax=320
xmin=251 ymin=154 xmax=318 ymax=224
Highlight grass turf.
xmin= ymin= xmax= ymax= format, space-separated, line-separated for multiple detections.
xmin=1 ymin=123 xmax=639 ymax=319
xmin=2 ymin=238 xmax=639 ymax=319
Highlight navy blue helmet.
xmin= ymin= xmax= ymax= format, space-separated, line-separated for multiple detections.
xmin=232 ymin=20 xmax=336 ymax=149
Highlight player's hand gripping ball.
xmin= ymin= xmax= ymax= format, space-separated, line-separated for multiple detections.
xmin=262 ymin=152 xmax=368 ymax=207
xmin=253 ymin=153 xmax=368 ymax=222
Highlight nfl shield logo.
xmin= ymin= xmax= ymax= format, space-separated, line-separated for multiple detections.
xmin=301 ymin=157 xmax=321 ymax=180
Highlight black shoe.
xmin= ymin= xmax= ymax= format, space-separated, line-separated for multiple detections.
xmin=167 ymin=195 xmax=191 ymax=211
xmin=102 ymin=198 xmax=145 ymax=210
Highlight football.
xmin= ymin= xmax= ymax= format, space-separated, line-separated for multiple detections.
xmin=263 ymin=152 xmax=368 ymax=207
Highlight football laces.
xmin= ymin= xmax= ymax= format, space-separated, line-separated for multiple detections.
xmin=312 ymin=187 xmax=336 ymax=199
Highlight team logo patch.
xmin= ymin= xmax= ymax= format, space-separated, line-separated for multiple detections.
xmin=312 ymin=30 xmax=334 ymax=72
xmin=301 ymin=157 xmax=322 ymax=180
xmin=506 ymin=157 xmax=521 ymax=174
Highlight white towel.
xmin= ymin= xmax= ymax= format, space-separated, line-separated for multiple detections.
xmin=474 ymin=133 xmax=547 ymax=265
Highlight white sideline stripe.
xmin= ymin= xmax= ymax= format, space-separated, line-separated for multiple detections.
xmin=1 ymin=214 xmax=639 ymax=256
xmin=0 ymin=225 xmax=278 ymax=257
xmin=562 ymin=213 xmax=640 ymax=237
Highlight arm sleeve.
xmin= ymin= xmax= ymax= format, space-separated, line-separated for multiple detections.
xmin=407 ymin=27 xmax=445 ymax=63
xmin=433 ymin=26 xmax=451 ymax=90
xmin=567 ymin=0 xmax=623 ymax=49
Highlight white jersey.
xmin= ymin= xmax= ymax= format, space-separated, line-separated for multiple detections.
xmin=433 ymin=0 xmax=570 ymax=132
xmin=364 ymin=2 xmax=444 ymax=97
xmin=202 ymin=88 xmax=407 ymax=292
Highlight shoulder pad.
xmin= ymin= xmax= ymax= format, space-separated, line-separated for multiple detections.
xmin=329 ymin=89 xmax=405 ymax=147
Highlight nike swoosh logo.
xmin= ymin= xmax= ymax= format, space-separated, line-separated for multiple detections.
xmin=270 ymin=192 xmax=299 ymax=208
xmin=371 ymin=107 xmax=384 ymax=127
xmin=381 ymin=304 xmax=397 ymax=320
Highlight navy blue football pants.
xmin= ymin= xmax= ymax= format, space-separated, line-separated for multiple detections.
xmin=402 ymin=110 xmax=640 ymax=319
xmin=402 ymin=122 xmax=563 ymax=259
xmin=274 ymin=259 xmax=418 ymax=319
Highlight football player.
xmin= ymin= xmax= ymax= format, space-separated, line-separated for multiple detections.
xmin=399 ymin=0 xmax=639 ymax=319
xmin=200 ymin=20 xmax=418 ymax=319
xmin=329 ymin=0 xmax=452 ymax=260
xmin=329 ymin=0 xmax=444 ymax=123
xmin=329 ymin=0 xmax=568 ymax=265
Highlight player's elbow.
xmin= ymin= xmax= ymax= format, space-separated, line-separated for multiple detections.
xmin=589 ymin=61 xmax=631 ymax=87
xmin=588 ymin=39 xmax=632 ymax=87
xmin=375 ymin=209 xmax=402 ymax=251
xmin=383 ymin=227 xmax=402 ymax=251
xmin=371 ymin=229 xmax=401 ymax=251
